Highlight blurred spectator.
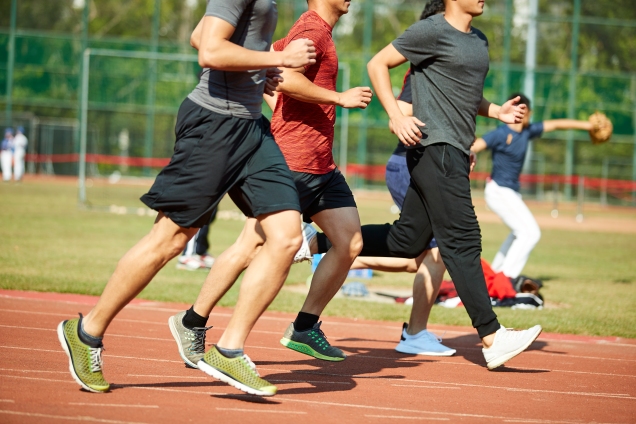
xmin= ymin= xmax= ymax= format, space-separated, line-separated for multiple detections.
xmin=1 ymin=128 xmax=14 ymax=182
xmin=13 ymin=126 xmax=28 ymax=182
xmin=177 ymin=209 xmax=217 ymax=271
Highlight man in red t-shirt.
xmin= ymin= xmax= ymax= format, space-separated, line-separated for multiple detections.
xmin=168 ymin=0 xmax=372 ymax=366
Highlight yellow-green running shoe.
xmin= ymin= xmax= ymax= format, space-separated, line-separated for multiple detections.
xmin=168 ymin=311 xmax=212 ymax=368
xmin=57 ymin=315 xmax=110 ymax=393
xmin=197 ymin=346 xmax=277 ymax=396
xmin=280 ymin=321 xmax=345 ymax=361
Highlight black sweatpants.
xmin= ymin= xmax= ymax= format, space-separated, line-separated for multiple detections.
xmin=318 ymin=143 xmax=500 ymax=338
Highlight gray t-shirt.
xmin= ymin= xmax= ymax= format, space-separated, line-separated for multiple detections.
xmin=188 ymin=0 xmax=277 ymax=119
xmin=392 ymin=14 xmax=489 ymax=154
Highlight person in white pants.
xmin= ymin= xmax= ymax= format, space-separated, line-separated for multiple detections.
xmin=1 ymin=128 xmax=14 ymax=182
xmin=12 ymin=126 xmax=27 ymax=182
xmin=472 ymin=92 xmax=597 ymax=279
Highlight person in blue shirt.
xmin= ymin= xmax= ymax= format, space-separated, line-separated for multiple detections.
xmin=471 ymin=92 xmax=595 ymax=279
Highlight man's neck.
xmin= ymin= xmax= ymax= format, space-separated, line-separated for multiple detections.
xmin=443 ymin=9 xmax=474 ymax=33
xmin=309 ymin=4 xmax=341 ymax=28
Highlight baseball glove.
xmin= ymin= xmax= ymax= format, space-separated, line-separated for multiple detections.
xmin=588 ymin=111 xmax=613 ymax=145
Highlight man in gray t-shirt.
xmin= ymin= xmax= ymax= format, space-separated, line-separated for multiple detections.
xmin=57 ymin=0 xmax=317 ymax=398
xmin=361 ymin=0 xmax=542 ymax=371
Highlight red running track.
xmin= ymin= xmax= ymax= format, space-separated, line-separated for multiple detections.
xmin=0 ymin=290 xmax=634 ymax=423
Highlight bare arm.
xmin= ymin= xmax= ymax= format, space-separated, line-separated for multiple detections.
xmin=190 ymin=17 xmax=204 ymax=49
xmin=276 ymin=66 xmax=372 ymax=108
xmin=196 ymin=16 xmax=315 ymax=71
xmin=542 ymin=119 xmax=592 ymax=133
xmin=478 ymin=97 xmax=527 ymax=124
xmin=471 ymin=137 xmax=488 ymax=153
xmin=263 ymin=90 xmax=278 ymax=111
xmin=367 ymin=44 xmax=424 ymax=146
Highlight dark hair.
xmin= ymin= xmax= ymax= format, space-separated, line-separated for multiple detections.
xmin=420 ymin=0 xmax=445 ymax=20
xmin=508 ymin=92 xmax=531 ymax=110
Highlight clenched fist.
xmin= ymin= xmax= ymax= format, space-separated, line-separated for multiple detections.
xmin=337 ymin=87 xmax=373 ymax=109
xmin=282 ymin=38 xmax=317 ymax=68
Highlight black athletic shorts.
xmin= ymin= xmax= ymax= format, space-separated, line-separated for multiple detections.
xmin=140 ymin=98 xmax=300 ymax=228
xmin=292 ymin=168 xmax=357 ymax=223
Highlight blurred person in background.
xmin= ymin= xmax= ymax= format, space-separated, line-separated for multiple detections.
xmin=1 ymin=128 xmax=14 ymax=182
xmin=13 ymin=126 xmax=28 ymax=182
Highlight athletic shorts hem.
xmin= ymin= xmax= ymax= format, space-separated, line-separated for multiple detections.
xmin=250 ymin=203 xmax=302 ymax=218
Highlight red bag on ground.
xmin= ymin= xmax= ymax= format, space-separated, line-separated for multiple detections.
xmin=480 ymin=258 xmax=517 ymax=300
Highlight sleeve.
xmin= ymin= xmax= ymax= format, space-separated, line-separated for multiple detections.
xmin=205 ymin=0 xmax=252 ymax=27
xmin=527 ymin=122 xmax=544 ymax=139
xmin=397 ymin=70 xmax=412 ymax=104
xmin=482 ymin=127 xmax=504 ymax=151
xmin=391 ymin=20 xmax=437 ymax=67
xmin=285 ymin=22 xmax=328 ymax=69
xmin=272 ymin=37 xmax=285 ymax=52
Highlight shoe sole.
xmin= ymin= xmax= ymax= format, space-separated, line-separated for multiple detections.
xmin=56 ymin=321 xmax=108 ymax=393
xmin=486 ymin=327 xmax=543 ymax=370
xmin=167 ymin=317 xmax=199 ymax=369
xmin=395 ymin=344 xmax=456 ymax=357
xmin=175 ymin=264 xmax=202 ymax=271
xmin=198 ymin=360 xmax=276 ymax=397
xmin=280 ymin=338 xmax=345 ymax=362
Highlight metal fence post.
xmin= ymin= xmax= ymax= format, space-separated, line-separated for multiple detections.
xmin=144 ymin=0 xmax=161 ymax=177
xmin=500 ymin=0 xmax=513 ymax=105
xmin=5 ymin=0 xmax=17 ymax=127
xmin=564 ymin=0 xmax=581 ymax=201
xmin=356 ymin=0 xmax=374 ymax=186
xmin=339 ymin=63 xmax=350 ymax=178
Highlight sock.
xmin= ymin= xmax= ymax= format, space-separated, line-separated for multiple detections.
xmin=182 ymin=306 xmax=208 ymax=329
xmin=216 ymin=345 xmax=244 ymax=358
xmin=294 ymin=312 xmax=319 ymax=332
xmin=77 ymin=315 xmax=103 ymax=348
xmin=316 ymin=232 xmax=332 ymax=254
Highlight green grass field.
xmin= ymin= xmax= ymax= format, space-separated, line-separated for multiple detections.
xmin=1 ymin=179 xmax=635 ymax=338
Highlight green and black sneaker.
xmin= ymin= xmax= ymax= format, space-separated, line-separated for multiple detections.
xmin=57 ymin=314 xmax=110 ymax=393
xmin=168 ymin=311 xmax=212 ymax=369
xmin=197 ymin=346 xmax=277 ymax=397
xmin=280 ymin=321 xmax=346 ymax=361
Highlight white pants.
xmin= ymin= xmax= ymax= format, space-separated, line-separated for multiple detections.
xmin=13 ymin=148 xmax=25 ymax=181
xmin=485 ymin=179 xmax=541 ymax=278
xmin=1 ymin=150 xmax=12 ymax=181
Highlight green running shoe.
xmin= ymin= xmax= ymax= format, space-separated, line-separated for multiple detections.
xmin=168 ymin=311 xmax=212 ymax=368
xmin=280 ymin=321 xmax=345 ymax=361
xmin=197 ymin=346 xmax=277 ymax=397
xmin=57 ymin=314 xmax=110 ymax=393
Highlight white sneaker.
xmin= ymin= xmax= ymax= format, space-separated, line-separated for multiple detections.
xmin=482 ymin=325 xmax=542 ymax=370
xmin=395 ymin=323 xmax=456 ymax=356
xmin=293 ymin=223 xmax=317 ymax=264
xmin=176 ymin=255 xmax=207 ymax=271
xmin=199 ymin=253 xmax=215 ymax=268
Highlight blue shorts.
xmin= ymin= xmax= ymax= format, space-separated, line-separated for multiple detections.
xmin=385 ymin=154 xmax=437 ymax=250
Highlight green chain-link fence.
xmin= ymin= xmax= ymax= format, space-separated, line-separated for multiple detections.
xmin=1 ymin=0 xmax=635 ymax=207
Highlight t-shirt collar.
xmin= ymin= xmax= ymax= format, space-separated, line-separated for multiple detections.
xmin=306 ymin=10 xmax=333 ymax=33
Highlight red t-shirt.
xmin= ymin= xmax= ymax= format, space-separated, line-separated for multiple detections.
xmin=271 ymin=11 xmax=338 ymax=174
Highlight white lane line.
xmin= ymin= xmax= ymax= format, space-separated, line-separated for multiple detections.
xmin=0 ymin=399 xmax=15 ymax=403
xmin=127 ymin=374 xmax=206 ymax=379
xmin=9 ymin=374 xmax=613 ymax=424
xmin=215 ymin=407 xmax=306 ymax=414
xmin=396 ymin=379 xmax=635 ymax=400
xmin=268 ymin=379 xmax=352 ymax=385
xmin=365 ymin=414 xmax=449 ymax=421
xmin=0 ymin=409 xmax=148 ymax=423
xmin=69 ymin=402 xmax=159 ymax=409
xmin=0 ymin=368 xmax=67 ymax=374
xmin=392 ymin=385 xmax=460 ymax=390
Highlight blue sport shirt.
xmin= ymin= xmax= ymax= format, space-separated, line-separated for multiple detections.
xmin=482 ymin=122 xmax=544 ymax=192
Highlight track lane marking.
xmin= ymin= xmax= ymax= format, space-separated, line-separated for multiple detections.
xmin=69 ymin=403 xmax=159 ymax=409
xmin=365 ymin=415 xmax=449 ymax=421
xmin=0 ymin=409 xmax=149 ymax=423
xmin=215 ymin=407 xmax=306 ymax=414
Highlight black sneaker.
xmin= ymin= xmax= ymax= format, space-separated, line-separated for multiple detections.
xmin=280 ymin=321 xmax=345 ymax=361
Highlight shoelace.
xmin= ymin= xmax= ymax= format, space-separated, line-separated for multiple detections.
xmin=89 ymin=346 xmax=104 ymax=373
xmin=189 ymin=326 xmax=213 ymax=353
xmin=241 ymin=354 xmax=260 ymax=376
xmin=499 ymin=327 xmax=525 ymax=341
xmin=425 ymin=330 xmax=447 ymax=343
xmin=310 ymin=323 xmax=331 ymax=349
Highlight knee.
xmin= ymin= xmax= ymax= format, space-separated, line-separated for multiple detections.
xmin=268 ymin=231 xmax=303 ymax=259
xmin=350 ymin=231 xmax=363 ymax=259
xmin=520 ymin=227 xmax=541 ymax=247
xmin=330 ymin=229 xmax=363 ymax=260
